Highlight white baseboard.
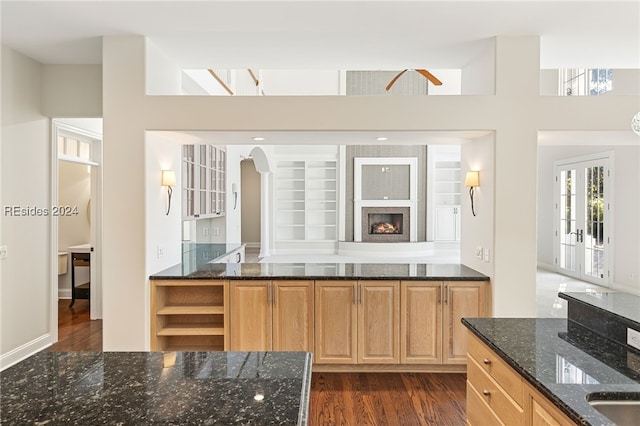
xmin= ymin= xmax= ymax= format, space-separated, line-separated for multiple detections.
xmin=1 ymin=333 xmax=51 ymax=371
xmin=58 ymin=288 xmax=71 ymax=299
xmin=244 ymin=242 xmax=261 ymax=249
xmin=536 ymin=262 xmax=556 ymax=272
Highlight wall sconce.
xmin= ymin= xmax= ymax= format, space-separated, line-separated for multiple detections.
xmin=465 ymin=171 xmax=480 ymax=217
xmin=232 ymin=183 xmax=238 ymax=209
xmin=161 ymin=170 xmax=176 ymax=215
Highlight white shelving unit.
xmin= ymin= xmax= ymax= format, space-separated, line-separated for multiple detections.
xmin=433 ymin=160 xmax=461 ymax=241
xmin=275 ymin=159 xmax=338 ymax=250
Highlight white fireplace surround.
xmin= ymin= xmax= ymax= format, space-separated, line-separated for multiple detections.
xmin=353 ymin=157 xmax=418 ymax=242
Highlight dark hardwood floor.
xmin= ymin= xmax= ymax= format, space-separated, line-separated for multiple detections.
xmin=45 ymin=301 xmax=467 ymax=425
xmin=46 ymin=299 xmax=102 ymax=352
xmin=310 ymin=372 xmax=466 ymax=426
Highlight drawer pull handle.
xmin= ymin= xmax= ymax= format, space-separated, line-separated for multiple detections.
xmin=482 ymin=389 xmax=491 ymax=396
xmin=483 ymin=358 xmax=491 ymax=365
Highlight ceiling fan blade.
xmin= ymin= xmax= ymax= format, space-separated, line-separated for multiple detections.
xmin=415 ymin=69 xmax=443 ymax=86
xmin=247 ymin=69 xmax=259 ymax=86
xmin=385 ymin=69 xmax=408 ymax=91
xmin=207 ymin=69 xmax=234 ymax=95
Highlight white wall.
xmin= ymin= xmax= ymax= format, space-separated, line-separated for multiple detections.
xmin=145 ymin=40 xmax=182 ymax=95
xmin=41 ymin=65 xmax=102 ymax=117
xmin=254 ymin=70 xmax=342 ymax=95
xmin=57 ymin=161 xmax=91 ymax=296
xmin=537 ymin=143 xmax=640 ymax=294
xmin=1 ymin=46 xmax=52 ymax=367
xmin=145 ymin=133 xmax=182 ymax=276
xmin=461 ymin=38 xmax=495 ymax=95
xmin=461 ymin=134 xmax=494 ymax=278
xmin=539 ymin=69 xmax=640 ymax=97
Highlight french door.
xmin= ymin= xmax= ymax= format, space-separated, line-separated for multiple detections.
xmin=555 ymin=154 xmax=612 ymax=286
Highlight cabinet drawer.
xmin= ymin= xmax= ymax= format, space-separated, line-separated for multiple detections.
xmin=467 ymin=380 xmax=504 ymax=426
xmin=467 ymin=355 xmax=524 ymax=425
xmin=468 ymin=333 xmax=524 ymax=406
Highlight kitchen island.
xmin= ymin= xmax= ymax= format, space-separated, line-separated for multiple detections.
xmin=0 ymin=350 xmax=313 ymax=425
xmin=150 ymin=254 xmax=490 ymax=371
xmin=463 ymin=292 xmax=640 ymax=425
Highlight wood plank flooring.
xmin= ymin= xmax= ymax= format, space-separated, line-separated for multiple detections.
xmin=46 ymin=299 xmax=102 ymax=352
xmin=310 ymin=372 xmax=466 ymax=426
xmin=44 ymin=299 xmax=467 ymax=425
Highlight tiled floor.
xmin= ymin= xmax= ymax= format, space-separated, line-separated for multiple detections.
xmin=535 ymin=268 xmax=610 ymax=318
xmin=245 ymin=246 xmax=609 ymax=318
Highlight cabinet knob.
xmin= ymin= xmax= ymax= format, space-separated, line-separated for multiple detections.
xmin=482 ymin=389 xmax=491 ymax=396
xmin=483 ymin=358 xmax=491 ymax=365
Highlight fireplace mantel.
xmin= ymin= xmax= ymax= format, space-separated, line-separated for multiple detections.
xmin=353 ymin=157 xmax=418 ymax=242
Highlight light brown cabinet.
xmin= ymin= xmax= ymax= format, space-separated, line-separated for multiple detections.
xmin=466 ymin=331 xmax=573 ymax=426
xmin=150 ymin=280 xmax=228 ymax=351
xmin=314 ymin=280 xmax=399 ymax=364
xmin=401 ymin=281 xmax=487 ymax=364
xmin=230 ymin=280 xmax=314 ymax=352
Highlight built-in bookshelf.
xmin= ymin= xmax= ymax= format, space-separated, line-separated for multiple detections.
xmin=433 ymin=160 xmax=461 ymax=241
xmin=275 ymin=159 xmax=338 ymax=246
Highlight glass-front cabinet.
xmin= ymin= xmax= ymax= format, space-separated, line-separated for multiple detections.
xmin=182 ymin=144 xmax=226 ymax=220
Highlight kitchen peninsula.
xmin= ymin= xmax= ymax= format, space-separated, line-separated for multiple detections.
xmin=150 ymin=244 xmax=491 ymax=372
xmin=0 ymin=351 xmax=313 ymax=425
xmin=464 ymin=292 xmax=640 ymax=425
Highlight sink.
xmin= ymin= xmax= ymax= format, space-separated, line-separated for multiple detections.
xmin=588 ymin=394 xmax=640 ymax=426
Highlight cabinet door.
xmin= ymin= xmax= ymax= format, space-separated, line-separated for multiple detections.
xmin=230 ymin=281 xmax=272 ymax=351
xmin=358 ymin=281 xmax=400 ymax=364
xmin=442 ymin=282 xmax=486 ymax=364
xmin=314 ymin=281 xmax=357 ymax=364
xmin=272 ymin=281 xmax=314 ymax=352
xmin=400 ymin=281 xmax=441 ymax=364
xmin=434 ymin=206 xmax=460 ymax=241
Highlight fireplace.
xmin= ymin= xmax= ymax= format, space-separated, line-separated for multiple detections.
xmin=361 ymin=207 xmax=410 ymax=242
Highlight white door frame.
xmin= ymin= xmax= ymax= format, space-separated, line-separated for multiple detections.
xmin=50 ymin=120 xmax=103 ymax=343
xmin=553 ymin=151 xmax=614 ymax=286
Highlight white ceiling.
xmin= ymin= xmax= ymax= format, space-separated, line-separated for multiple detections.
xmin=1 ymin=1 xmax=638 ymax=69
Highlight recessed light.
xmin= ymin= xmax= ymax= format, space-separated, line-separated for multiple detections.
xmin=252 ymin=137 xmax=265 ymax=141
xmin=254 ymin=393 xmax=265 ymax=401
xmin=376 ymin=137 xmax=388 ymax=141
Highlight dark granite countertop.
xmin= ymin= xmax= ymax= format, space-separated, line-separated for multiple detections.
xmin=463 ymin=317 xmax=640 ymax=426
xmin=150 ymin=261 xmax=489 ymax=281
xmin=0 ymin=351 xmax=313 ymax=425
xmin=560 ymin=291 xmax=640 ymax=325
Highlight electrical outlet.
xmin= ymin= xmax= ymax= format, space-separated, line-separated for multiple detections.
xmin=202 ymin=227 xmax=209 ymax=236
xmin=475 ymin=246 xmax=483 ymax=259
xmin=0 ymin=246 xmax=7 ymax=259
xmin=157 ymin=245 xmax=165 ymax=259
xmin=214 ymin=227 xmax=220 ymax=236
xmin=628 ymin=328 xmax=640 ymax=351
xmin=484 ymin=248 xmax=490 ymax=262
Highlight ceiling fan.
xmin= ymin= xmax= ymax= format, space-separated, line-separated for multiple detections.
xmin=385 ymin=69 xmax=442 ymax=91
xmin=207 ymin=69 xmax=265 ymax=95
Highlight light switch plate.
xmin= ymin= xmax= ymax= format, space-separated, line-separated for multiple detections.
xmin=0 ymin=246 xmax=7 ymax=259
xmin=628 ymin=328 xmax=640 ymax=351
xmin=484 ymin=248 xmax=490 ymax=262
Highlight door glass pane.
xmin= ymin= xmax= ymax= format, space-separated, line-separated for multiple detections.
xmin=584 ymin=166 xmax=605 ymax=279
xmin=559 ymin=169 xmax=577 ymax=271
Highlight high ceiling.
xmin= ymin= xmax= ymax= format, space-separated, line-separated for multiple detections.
xmin=1 ymin=1 xmax=638 ymax=69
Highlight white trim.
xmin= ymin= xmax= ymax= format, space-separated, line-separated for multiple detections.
xmin=58 ymin=289 xmax=72 ymax=299
xmin=338 ymin=145 xmax=347 ymax=242
xmin=537 ymin=261 xmax=556 ymax=272
xmin=353 ymin=157 xmax=418 ymax=242
xmin=0 ymin=334 xmax=51 ymax=371
xmin=58 ymin=154 xmax=99 ymax=166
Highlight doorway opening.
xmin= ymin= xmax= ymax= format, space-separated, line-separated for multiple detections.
xmin=241 ymin=158 xmax=261 ymax=260
xmin=50 ymin=119 xmax=103 ymax=348
xmin=554 ymin=152 xmax=613 ymax=287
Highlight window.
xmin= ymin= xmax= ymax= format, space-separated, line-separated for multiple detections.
xmin=560 ymin=68 xmax=612 ymax=96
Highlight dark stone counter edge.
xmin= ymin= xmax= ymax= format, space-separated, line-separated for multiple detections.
xmin=559 ymin=292 xmax=640 ymax=330
xmin=462 ymin=318 xmax=584 ymax=425
xmin=150 ymin=274 xmax=490 ymax=281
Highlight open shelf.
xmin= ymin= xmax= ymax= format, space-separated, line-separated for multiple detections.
xmin=150 ymin=280 xmax=228 ymax=351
